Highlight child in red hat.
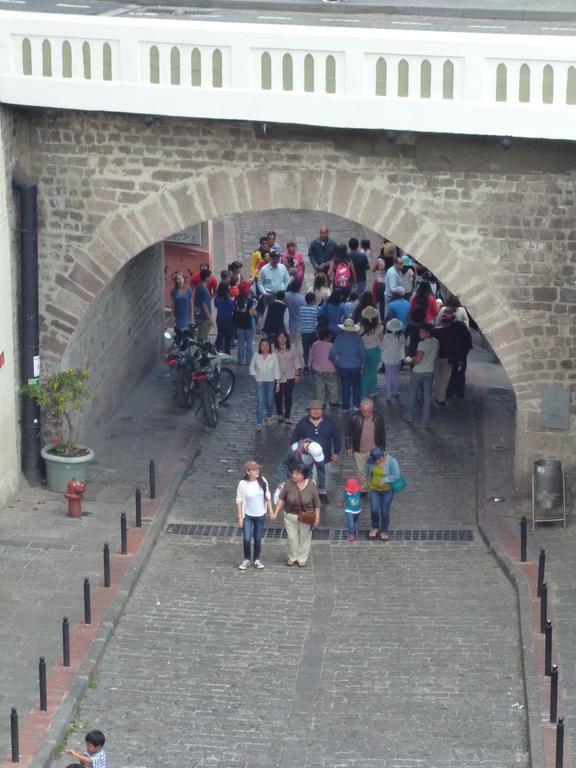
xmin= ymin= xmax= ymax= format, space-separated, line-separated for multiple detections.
xmin=342 ymin=477 xmax=362 ymax=541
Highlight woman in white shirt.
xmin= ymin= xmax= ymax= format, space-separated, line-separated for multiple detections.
xmin=249 ymin=338 xmax=281 ymax=430
xmin=236 ymin=460 xmax=273 ymax=570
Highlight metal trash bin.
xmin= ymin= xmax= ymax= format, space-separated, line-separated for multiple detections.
xmin=532 ymin=459 xmax=566 ymax=528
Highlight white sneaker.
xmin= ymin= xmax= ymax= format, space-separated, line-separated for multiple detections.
xmin=254 ymin=559 xmax=265 ymax=569
xmin=238 ymin=559 xmax=251 ymax=570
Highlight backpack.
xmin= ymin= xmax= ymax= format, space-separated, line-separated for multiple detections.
xmin=334 ymin=262 xmax=351 ymax=289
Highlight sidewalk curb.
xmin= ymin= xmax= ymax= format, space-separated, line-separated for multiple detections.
xmin=473 ymin=396 xmax=546 ymax=768
xmin=30 ymin=442 xmax=201 ymax=768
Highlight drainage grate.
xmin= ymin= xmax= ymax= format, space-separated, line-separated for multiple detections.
xmin=165 ymin=523 xmax=473 ymax=543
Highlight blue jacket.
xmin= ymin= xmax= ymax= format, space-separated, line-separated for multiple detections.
xmin=329 ymin=331 xmax=365 ymax=369
xmin=365 ymin=454 xmax=401 ymax=486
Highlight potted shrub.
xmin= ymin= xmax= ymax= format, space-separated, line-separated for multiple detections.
xmin=22 ymin=368 xmax=95 ymax=492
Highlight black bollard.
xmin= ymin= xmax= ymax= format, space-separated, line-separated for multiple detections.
xmin=83 ymin=578 xmax=91 ymax=625
xmin=121 ymin=512 xmax=127 ymax=555
xmin=149 ymin=460 xmax=156 ymax=500
xmin=537 ymin=547 xmax=546 ymax=598
xmin=103 ymin=543 xmax=110 ymax=588
xmin=545 ymin=620 xmax=553 ymax=677
xmin=135 ymin=487 xmax=142 ymax=528
xmin=556 ymin=717 xmax=564 ymax=768
xmin=550 ymin=665 xmax=558 ymax=722
xmin=62 ymin=617 xmax=70 ymax=667
xmin=520 ymin=515 xmax=527 ymax=562
xmin=11 ymin=707 xmax=19 ymax=763
xmin=39 ymin=657 xmax=47 ymax=711
xmin=540 ymin=581 xmax=548 ymax=634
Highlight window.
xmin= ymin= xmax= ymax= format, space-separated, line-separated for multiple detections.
xmin=62 ymin=41 xmax=72 ymax=78
xmin=22 ymin=38 xmax=32 ymax=76
xmin=82 ymin=41 xmax=91 ymax=80
xmin=282 ymin=53 xmax=293 ymax=91
xmin=261 ymin=51 xmax=271 ymax=90
xmin=496 ymin=63 xmax=507 ymax=102
xmin=398 ymin=59 xmax=409 ymax=98
xmin=325 ymin=55 xmax=336 ymax=94
xmin=191 ymin=48 xmax=201 ymax=86
xmin=519 ymin=63 xmax=530 ymax=103
xmin=102 ymin=43 xmax=112 ymax=81
xmin=212 ymin=49 xmax=222 ymax=88
xmin=42 ymin=39 xmax=52 ymax=77
xmin=542 ymin=65 xmax=553 ymax=104
xmin=304 ymin=53 xmax=314 ymax=92
xmin=443 ymin=60 xmax=454 ymax=100
xmin=170 ymin=47 xmax=180 ymax=85
xmin=567 ymin=66 xmax=576 ymax=105
xmin=420 ymin=59 xmax=431 ymax=98
xmin=150 ymin=46 xmax=160 ymax=84
xmin=375 ymin=57 xmax=386 ymax=96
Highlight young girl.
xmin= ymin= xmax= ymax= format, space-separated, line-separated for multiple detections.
xmin=249 ymin=338 xmax=280 ymax=430
xmin=342 ymin=477 xmax=362 ymax=541
xmin=235 ymin=460 xmax=273 ymax=570
xmin=365 ymin=447 xmax=401 ymax=541
xmin=380 ymin=318 xmax=405 ymax=400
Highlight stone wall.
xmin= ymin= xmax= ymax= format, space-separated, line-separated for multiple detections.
xmin=7 ymin=107 xmax=576 ymax=486
xmin=0 ymin=107 xmax=21 ymax=504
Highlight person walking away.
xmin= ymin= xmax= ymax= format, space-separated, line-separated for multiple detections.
xmin=342 ymin=291 xmax=359 ymax=320
xmin=309 ymin=328 xmax=339 ymax=407
xmin=431 ymin=310 xmax=456 ymax=405
xmin=262 ymin=291 xmax=289 ymax=342
xmin=353 ymin=291 xmax=378 ymax=324
xmin=236 ymin=460 xmax=273 ymax=570
xmin=214 ymin=282 xmax=235 ymax=354
xmin=317 ymin=289 xmax=346 ymax=336
xmin=291 ymin=400 xmax=341 ymax=503
xmin=249 ymin=338 xmax=280 ymax=430
xmin=405 ymin=323 xmax=439 ymax=428
xmin=300 ymin=292 xmax=319 ymax=373
xmin=274 ymin=332 xmax=302 ymax=425
xmin=386 ymin=286 xmax=411 ymax=330
xmin=365 ymin=447 xmax=401 ymax=541
xmin=409 ymin=280 xmax=439 ymax=324
xmin=194 ymin=268 xmax=214 ymax=341
xmin=405 ymin=305 xmax=426 ymax=357
xmin=348 ymin=237 xmax=370 ymax=296
xmin=313 ymin=272 xmax=331 ymax=306
xmin=447 ymin=319 xmax=473 ymax=399
xmin=372 ymin=249 xmax=388 ymax=321
xmin=281 ymin=241 xmax=305 ymax=284
xmin=273 ymin=465 xmax=321 ymax=567
xmin=345 ymin=397 xmax=386 ymax=495
xmin=329 ymin=245 xmax=356 ymax=301
xmin=435 ymin=294 xmax=470 ymax=327
xmin=329 ymin=317 xmax=365 ymax=413
xmin=381 ymin=318 xmax=405 ymax=400
xmin=170 ymin=273 xmax=193 ymax=344
xmin=284 ymin=281 xmax=305 ymax=353
xmin=308 ymin=225 xmax=338 ymax=276
xmin=384 ymin=254 xmax=404 ymax=318
xmin=191 ymin=262 xmax=217 ymax=298
xmin=359 ymin=306 xmax=383 ymax=398
xmin=232 ymin=281 xmax=256 ymax=365
xmin=359 ymin=239 xmax=372 ymax=263
xmin=401 ymin=255 xmax=415 ymax=296
xmin=342 ymin=477 xmax=362 ymax=541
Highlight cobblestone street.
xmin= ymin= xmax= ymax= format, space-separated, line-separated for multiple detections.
xmin=51 ymin=355 xmax=529 ymax=768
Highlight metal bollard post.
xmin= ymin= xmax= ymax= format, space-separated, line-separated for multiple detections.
xmin=537 ymin=548 xmax=546 ymax=598
xmin=520 ymin=515 xmax=527 ymax=562
xmin=11 ymin=707 xmax=19 ymax=763
xmin=135 ymin=487 xmax=142 ymax=528
xmin=550 ymin=665 xmax=559 ymax=722
xmin=556 ymin=717 xmax=564 ymax=768
xmin=83 ymin=578 xmax=91 ymax=625
xmin=103 ymin=543 xmax=110 ymax=588
xmin=62 ymin=617 xmax=70 ymax=667
xmin=149 ymin=459 xmax=156 ymax=500
xmin=121 ymin=512 xmax=127 ymax=555
xmin=38 ymin=657 xmax=47 ymax=711
xmin=545 ymin=620 xmax=553 ymax=677
xmin=541 ymin=581 xmax=548 ymax=634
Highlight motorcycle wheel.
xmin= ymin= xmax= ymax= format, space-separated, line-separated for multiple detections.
xmin=176 ymin=368 xmax=194 ymax=410
xmin=200 ymin=383 xmax=218 ymax=427
xmin=217 ymin=367 xmax=235 ymax=403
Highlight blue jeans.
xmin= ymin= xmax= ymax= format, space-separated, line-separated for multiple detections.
xmin=346 ymin=511 xmax=359 ymax=536
xmin=407 ymin=371 xmax=434 ymax=425
xmin=338 ymin=367 xmax=361 ymax=411
xmin=369 ymin=489 xmax=395 ymax=532
xmin=237 ymin=327 xmax=253 ymax=365
xmin=242 ymin=514 xmax=265 ymax=560
xmin=355 ymin=281 xmax=366 ymax=296
xmin=256 ymin=380 xmax=275 ymax=424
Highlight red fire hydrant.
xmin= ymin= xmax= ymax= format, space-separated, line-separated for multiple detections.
xmin=65 ymin=479 xmax=87 ymax=518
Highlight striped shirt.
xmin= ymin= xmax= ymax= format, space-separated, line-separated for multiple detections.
xmin=89 ymin=750 xmax=106 ymax=768
xmin=299 ymin=305 xmax=319 ymax=333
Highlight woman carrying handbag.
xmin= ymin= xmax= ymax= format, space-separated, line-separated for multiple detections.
xmin=273 ymin=464 xmax=320 ymax=568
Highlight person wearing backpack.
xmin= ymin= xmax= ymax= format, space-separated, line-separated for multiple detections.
xmin=232 ymin=281 xmax=256 ymax=365
xmin=329 ymin=245 xmax=356 ymax=300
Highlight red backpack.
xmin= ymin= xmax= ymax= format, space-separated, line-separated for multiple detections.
xmin=334 ymin=262 xmax=351 ymax=289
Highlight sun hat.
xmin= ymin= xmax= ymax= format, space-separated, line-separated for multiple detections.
xmin=386 ymin=318 xmax=404 ymax=333
xmin=392 ymin=286 xmax=406 ymax=297
xmin=244 ymin=460 xmax=260 ymax=472
xmin=344 ymin=478 xmax=362 ymax=493
xmin=361 ymin=306 xmax=380 ymax=321
xmin=306 ymin=441 xmax=325 ymax=463
xmin=338 ymin=317 xmax=360 ymax=332
xmin=307 ymin=400 xmax=324 ymax=410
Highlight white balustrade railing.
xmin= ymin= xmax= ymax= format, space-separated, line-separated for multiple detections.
xmin=0 ymin=11 xmax=575 ymax=140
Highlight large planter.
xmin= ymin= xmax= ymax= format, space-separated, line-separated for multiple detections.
xmin=41 ymin=446 xmax=96 ymax=493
